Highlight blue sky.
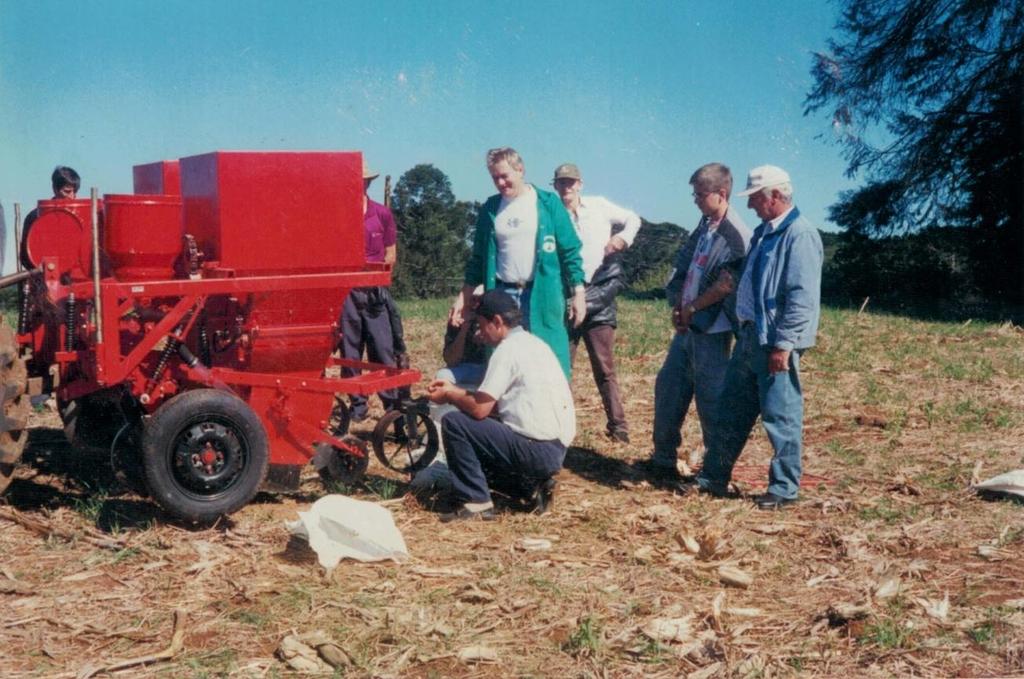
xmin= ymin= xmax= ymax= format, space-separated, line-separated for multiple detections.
xmin=1 ymin=1 xmax=855 ymax=273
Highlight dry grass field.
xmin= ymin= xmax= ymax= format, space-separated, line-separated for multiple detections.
xmin=1 ymin=299 xmax=1023 ymax=678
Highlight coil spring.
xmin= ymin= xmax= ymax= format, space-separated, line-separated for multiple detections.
xmin=150 ymin=336 xmax=180 ymax=382
xmin=198 ymin=312 xmax=211 ymax=366
xmin=17 ymin=281 xmax=32 ymax=335
xmin=65 ymin=293 xmax=77 ymax=351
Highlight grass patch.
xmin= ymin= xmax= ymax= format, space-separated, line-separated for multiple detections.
xmin=270 ymin=586 xmax=314 ymax=615
xmin=228 ymin=608 xmax=269 ymax=629
xmin=527 ymin=575 xmax=564 ymax=597
xmin=322 ymin=479 xmax=357 ymax=495
xmin=638 ymin=637 xmax=670 ymax=664
xmin=71 ymin=486 xmax=109 ymax=526
xmin=825 ymin=439 xmax=864 ymax=466
xmin=937 ymin=357 xmax=995 ymax=382
xmin=564 ymin=615 xmax=601 ymax=657
xmin=969 ymin=621 xmax=995 ymax=645
xmin=182 ymin=648 xmax=239 ymax=677
xmin=858 ymin=498 xmax=919 ymax=525
xmin=365 ymin=477 xmax=400 ymax=500
xmin=859 ymin=618 xmax=916 ymax=649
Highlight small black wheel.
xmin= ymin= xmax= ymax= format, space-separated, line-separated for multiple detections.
xmin=316 ymin=435 xmax=369 ymax=488
xmin=327 ymin=396 xmax=350 ymax=437
xmin=142 ymin=389 xmax=269 ymax=523
xmin=371 ymin=409 xmax=439 ymax=474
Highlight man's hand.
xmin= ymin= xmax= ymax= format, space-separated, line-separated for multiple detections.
xmin=603 ymin=235 xmax=627 ymax=256
xmin=428 ymin=379 xmax=495 ymax=419
xmin=768 ymin=348 xmax=791 ymax=375
xmin=426 ymin=379 xmax=454 ymax=404
xmin=672 ymin=302 xmax=695 ymax=332
xmin=569 ymin=287 xmax=587 ymax=328
xmin=448 ymin=289 xmax=469 ymax=326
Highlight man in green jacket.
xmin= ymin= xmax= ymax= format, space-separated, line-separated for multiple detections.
xmin=449 ymin=147 xmax=586 ymax=378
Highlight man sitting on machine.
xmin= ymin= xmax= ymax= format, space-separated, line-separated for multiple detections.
xmin=426 ymin=290 xmax=575 ymax=522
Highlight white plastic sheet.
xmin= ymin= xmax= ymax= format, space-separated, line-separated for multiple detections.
xmin=286 ymin=495 xmax=409 ymax=568
xmin=974 ymin=469 xmax=1024 ymax=499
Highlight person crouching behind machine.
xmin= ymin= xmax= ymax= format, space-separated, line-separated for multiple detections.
xmin=427 ymin=290 xmax=575 ymax=522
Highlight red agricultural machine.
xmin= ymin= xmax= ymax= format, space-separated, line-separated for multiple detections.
xmin=0 ymin=151 xmax=438 ymax=522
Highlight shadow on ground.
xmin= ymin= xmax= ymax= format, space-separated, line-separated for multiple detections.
xmin=562 ymin=445 xmax=643 ymax=490
xmin=6 ymin=425 xmax=437 ymax=530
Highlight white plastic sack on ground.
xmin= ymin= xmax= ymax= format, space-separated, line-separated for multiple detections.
xmin=974 ymin=469 xmax=1024 ymax=499
xmin=286 ymin=495 xmax=409 ymax=568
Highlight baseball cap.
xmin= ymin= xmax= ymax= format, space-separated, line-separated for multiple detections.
xmin=737 ymin=165 xmax=791 ymax=196
xmin=552 ymin=163 xmax=581 ymax=182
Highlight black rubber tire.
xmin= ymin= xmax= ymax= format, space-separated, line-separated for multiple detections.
xmin=0 ymin=319 xmax=29 ymax=495
xmin=371 ymin=409 xmax=439 ymax=474
xmin=142 ymin=389 xmax=269 ymax=523
xmin=328 ymin=396 xmax=351 ymax=437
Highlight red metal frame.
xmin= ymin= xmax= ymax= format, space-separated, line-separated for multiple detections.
xmin=18 ymin=151 xmax=421 ymax=470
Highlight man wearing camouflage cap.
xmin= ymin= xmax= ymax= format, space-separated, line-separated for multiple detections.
xmin=553 ymin=162 xmax=641 ymax=443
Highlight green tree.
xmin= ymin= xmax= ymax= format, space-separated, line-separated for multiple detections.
xmin=806 ymin=0 xmax=1024 ymax=305
xmin=620 ymin=219 xmax=688 ymax=297
xmin=390 ymin=164 xmax=477 ymax=298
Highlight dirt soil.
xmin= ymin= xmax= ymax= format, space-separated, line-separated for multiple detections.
xmin=1 ymin=303 xmax=1023 ymax=678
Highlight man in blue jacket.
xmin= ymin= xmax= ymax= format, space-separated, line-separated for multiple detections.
xmin=688 ymin=165 xmax=823 ymax=510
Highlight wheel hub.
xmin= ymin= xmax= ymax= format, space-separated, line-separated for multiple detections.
xmin=173 ymin=421 xmax=244 ymax=493
xmin=197 ymin=443 xmax=221 ymax=471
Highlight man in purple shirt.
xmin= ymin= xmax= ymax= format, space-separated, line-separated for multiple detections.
xmin=340 ymin=161 xmax=402 ymax=421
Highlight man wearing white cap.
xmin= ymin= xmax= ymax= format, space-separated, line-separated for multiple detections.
xmin=687 ymin=165 xmax=823 ymax=509
xmin=552 ymin=162 xmax=641 ymax=443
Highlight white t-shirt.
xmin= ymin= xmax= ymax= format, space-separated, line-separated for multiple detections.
xmin=571 ymin=195 xmax=641 ymax=282
xmin=477 ymin=327 xmax=576 ymax=446
xmin=494 ymin=185 xmax=538 ymax=284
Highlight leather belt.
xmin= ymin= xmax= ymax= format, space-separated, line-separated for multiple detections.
xmin=496 ymin=278 xmax=532 ymax=290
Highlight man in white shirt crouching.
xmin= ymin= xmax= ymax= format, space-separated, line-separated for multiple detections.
xmin=427 ymin=290 xmax=576 ymax=522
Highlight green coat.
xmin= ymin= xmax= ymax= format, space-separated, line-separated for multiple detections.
xmin=464 ymin=186 xmax=585 ymax=378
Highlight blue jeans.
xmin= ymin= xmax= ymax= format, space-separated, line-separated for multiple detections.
xmin=494 ymin=282 xmax=532 ymax=331
xmin=441 ymin=411 xmax=565 ymax=504
xmin=651 ymin=331 xmax=733 ymax=468
xmin=436 ymin=363 xmax=487 ymax=389
xmin=697 ymin=324 xmax=804 ymax=499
